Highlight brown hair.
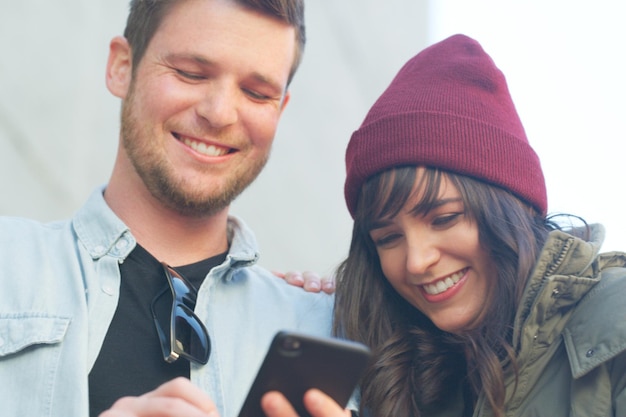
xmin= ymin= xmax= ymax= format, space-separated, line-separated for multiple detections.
xmin=123 ymin=0 xmax=305 ymax=85
xmin=334 ymin=166 xmax=555 ymax=416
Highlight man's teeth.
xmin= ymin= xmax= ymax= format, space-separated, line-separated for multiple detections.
xmin=423 ymin=270 xmax=464 ymax=295
xmin=182 ymin=137 xmax=228 ymax=157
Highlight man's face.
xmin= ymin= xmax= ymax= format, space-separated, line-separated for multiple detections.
xmin=114 ymin=0 xmax=295 ymax=216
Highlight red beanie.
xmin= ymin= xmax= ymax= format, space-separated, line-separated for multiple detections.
xmin=344 ymin=34 xmax=547 ymax=217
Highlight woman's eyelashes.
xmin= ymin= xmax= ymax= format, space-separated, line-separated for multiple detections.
xmin=431 ymin=212 xmax=464 ymax=228
xmin=371 ymin=231 xmax=402 ymax=248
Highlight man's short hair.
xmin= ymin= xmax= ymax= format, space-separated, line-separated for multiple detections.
xmin=123 ymin=0 xmax=306 ymax=85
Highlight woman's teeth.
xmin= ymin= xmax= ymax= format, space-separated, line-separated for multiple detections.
xmin=422 ymin=270 xmax=464 ymax=295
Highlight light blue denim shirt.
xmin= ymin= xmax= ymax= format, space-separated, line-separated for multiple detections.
xmin=0 ymin=186 xmax=334 ymax=417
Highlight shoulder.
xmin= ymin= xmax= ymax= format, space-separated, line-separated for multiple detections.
xmin=240 ymin=264 xmax=333 ymax=300
xmin=232 ymin=264 xmax=334 ymax=317
xmin=0 ymin=216 xmax=73 ymax=254
xmin=563 ymin=257 xmax=626 ymax=378
xmin=0 ymin=215 xmax=68 ymax=232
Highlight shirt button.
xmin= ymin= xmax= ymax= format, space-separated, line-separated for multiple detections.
xmin=102 ymin=285 xmax=116 ymax=296
xmin=586 ymin=349 xmax=595 ymax=358
xmin=115 ymin=240 xmax=129 ymax=250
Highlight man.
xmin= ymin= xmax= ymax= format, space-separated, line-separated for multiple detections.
xmin=0 ymin=1 xmax=341 ymax=416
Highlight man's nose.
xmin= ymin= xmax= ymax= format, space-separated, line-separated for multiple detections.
xmin=195 ymin=82 xmax=239 ymax=128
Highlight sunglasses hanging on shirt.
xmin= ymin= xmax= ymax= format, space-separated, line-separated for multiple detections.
xmin=151 ymin=263 xmax=211 ymax=365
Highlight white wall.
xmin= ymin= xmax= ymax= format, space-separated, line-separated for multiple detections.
xmin=0 ymin=1 xmax=126 ymax=218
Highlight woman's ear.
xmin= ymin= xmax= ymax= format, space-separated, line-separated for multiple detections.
xmin=105 ymin=36 xmax=133 ymax=99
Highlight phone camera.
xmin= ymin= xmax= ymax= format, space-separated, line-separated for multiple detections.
xmin=281 ymin=336 xmax=301 ymax=351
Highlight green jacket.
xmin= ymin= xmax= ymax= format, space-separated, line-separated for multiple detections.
xmin=472 ymin=224 xmax=626 ymax=416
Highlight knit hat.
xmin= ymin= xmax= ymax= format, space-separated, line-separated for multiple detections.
xmin=344 ymin=34 xmax=547 ymax=217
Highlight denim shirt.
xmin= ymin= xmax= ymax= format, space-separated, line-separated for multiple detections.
xmin=0 ymin=187 xmax=334 ymax=417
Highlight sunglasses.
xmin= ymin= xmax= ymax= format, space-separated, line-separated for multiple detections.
xmin=151 ymin=263 xmax=211 ymax=365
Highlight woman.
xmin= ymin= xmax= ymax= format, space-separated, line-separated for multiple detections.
xmin=332 ymin=34 xmax=626 ymax=417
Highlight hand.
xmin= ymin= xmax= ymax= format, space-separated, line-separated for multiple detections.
xmin=98 ymin=377 xmax=218 ymax=417
xmin=274 ymin=271 xmax=336 ymax=294
xmin=261 ymin=389 xmax=351 ymax=417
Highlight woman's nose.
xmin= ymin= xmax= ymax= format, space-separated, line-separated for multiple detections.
xmin=405 ymin=237 xmax=440 ymax=275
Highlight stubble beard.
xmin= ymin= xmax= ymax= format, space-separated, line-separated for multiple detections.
xmin=120 ymin=85 xmax=270 ymax=218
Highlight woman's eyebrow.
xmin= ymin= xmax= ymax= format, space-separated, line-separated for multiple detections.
xmin=367 ymin=218 xmax=394 ymax=231
xmin=409 ymin=197 xmax=463 ymax=216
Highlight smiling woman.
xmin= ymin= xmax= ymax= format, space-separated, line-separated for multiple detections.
xmin=365 ymin=168 xmax=498 ymax=334
xmin=333 ymin=34 xmax=626 ymax=417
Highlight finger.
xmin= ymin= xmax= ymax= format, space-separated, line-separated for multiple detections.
xmin=302 ymin=271 xmax=322 ymax=293
xmin=283 ymin=271 xmax=305 ymax=287
xmin=319 ymin=275 xmax=336 ymax=294
xmin=140 ymin=377 xmax=216 ymax=413
xmin=303 ymin=389 xmax=352 ymax=417
xmin=101 ymin=395 xmax=219 ymax=417
xmin=261 ymin=391 xmax=299 ymax=417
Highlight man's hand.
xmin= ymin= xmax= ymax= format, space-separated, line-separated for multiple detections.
xmin=99 ymin=377 xmax=218 ymax=417
xmin=261 ymin=389 xmax=351 ymax=417
xmin=274 ymin=271 xmax=336 ymax=294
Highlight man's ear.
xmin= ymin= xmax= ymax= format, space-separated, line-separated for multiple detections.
xmin=280 ymin=90 xmax=291 ymax=114
xmin=106 ymin=36 xmax=133 ymax=99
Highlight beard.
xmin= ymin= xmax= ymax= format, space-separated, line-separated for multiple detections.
xmin=120 ymin=84 xmax=269 ymax=218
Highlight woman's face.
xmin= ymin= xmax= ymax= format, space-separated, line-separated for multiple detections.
xmin=368 ymin=170 xmax=497 ymax=334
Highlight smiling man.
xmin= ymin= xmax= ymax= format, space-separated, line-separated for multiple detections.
xmin=0 ymin=1 xmax=337 ymax=417
xmin=104 ymin=0 xmax=296 ymax=262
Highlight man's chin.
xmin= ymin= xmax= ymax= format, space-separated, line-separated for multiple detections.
xmin=154 ymin=183 xmax=247 ymax=218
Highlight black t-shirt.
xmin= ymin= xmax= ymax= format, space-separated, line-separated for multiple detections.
xmin=88 ymin=244 xmax=226 ymax=417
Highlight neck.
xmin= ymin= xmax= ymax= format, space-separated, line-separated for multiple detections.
xmin=105 ymin=167 xmax=230 ymax=267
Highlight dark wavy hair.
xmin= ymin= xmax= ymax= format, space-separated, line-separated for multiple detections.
xmin=123 ymin=0 xmax=305 ymax=85
xmin=333 ymin=166 xmax=559 ymax=417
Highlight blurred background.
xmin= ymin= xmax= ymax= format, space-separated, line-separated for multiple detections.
xmin=1 ymin=0 xmax=624 ymax=275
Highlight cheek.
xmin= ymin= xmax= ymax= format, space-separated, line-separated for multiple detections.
xmin=242 ymin=105 xmax=283 ymax=144
xmin=137 ymin=76 xmax=194 ymax=119
xmin=377 ymin=250 xmax=404 ymax=286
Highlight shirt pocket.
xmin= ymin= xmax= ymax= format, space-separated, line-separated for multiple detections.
xmin=0 ymin=315 xmax=71 ymax=415
xmin=0 ymin=315 xmax=70 ymax=357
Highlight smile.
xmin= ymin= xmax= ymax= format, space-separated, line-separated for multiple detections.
xmin=175 ymin=134 xmax=231 ymax=157
xmin=422 ymin=269 xmax=466 ymax=295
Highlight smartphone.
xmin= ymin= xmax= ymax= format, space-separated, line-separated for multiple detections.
xmin=237 ymin=331 xmax=371 ymax=417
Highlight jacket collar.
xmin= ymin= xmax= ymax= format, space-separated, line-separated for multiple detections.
xmin=512 ymin=224 xmax=605 ymax=356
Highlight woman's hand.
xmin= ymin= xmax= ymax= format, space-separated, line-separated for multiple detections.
xmin=274 ymin=271 xmax=336 ymax=294
xmin=261 ymin=389 xmax=351 ymax=417
xmin=99 ymin=377 xmax=218 ymax=417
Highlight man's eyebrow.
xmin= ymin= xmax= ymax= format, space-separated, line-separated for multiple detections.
xmin=163 ymin=52 xmax=199 ymax=61
xmin=249 ymin=71 xmax=285 ymax=95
